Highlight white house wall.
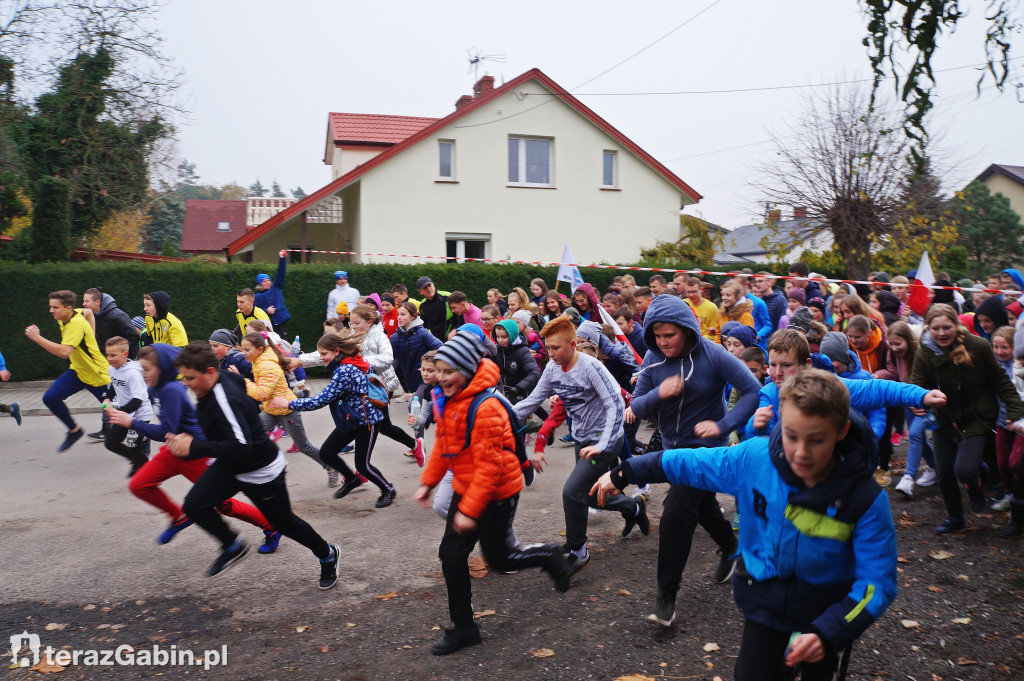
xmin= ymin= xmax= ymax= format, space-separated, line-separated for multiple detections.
xmin=331 ymin=147 xmax=385 ymax=180
xmin=982 ymin=175 xmax=1024 ymax=226
xmin=355 ymin=79 xmax=689 ymax=265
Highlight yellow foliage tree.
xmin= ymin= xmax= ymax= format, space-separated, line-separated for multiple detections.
xmin=84 ymin=207 xmax=146 ymax=252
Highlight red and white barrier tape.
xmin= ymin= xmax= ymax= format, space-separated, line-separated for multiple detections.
xmin=284 ymin=249 xmax=1018 ymax=296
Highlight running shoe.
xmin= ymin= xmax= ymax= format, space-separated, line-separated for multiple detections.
xmin=874 ymin=468 xmax=891 ymax=487
xmin=712 ymin=544 xmax=739 ymax=583
xmin=87 ymin=430 xmax=105 ymax=441
xmin=565 ymin=549 xmax=591 ymax=577
xmin=431 ymin=624 xmax=481 ymax=656
xmin=319 ymin=544 xmax=340 ymax=589
xmin=268 ymin=426 xmax=284 ymax=442
xmin=375 ymin=488 xmax=397 ymax=508
xmin=895 ymin=474 xmax=914 ymax=498
xmin=258 ymin=530 xmax=282 ymax=554
xmin=57 ymin=428 xmax=84 ymax=453
xmin=991 ymin=495 xmax=1011 ymax=512
xmin=916 ymin=467 xmax=937 ymax=487
xmin=156 ymin=516 xmax=194 ymax=544
xmin=558 ymin=433 xmax=575 ymax=445
xmin=890 ymin=432 xmax=906 ymax=446
xmin=934 ymin=516 xmax=965 ymax=535
xmin=333 ymin=476 xmax=363 ymax=499
xmin=10 ymin=402 xmax=21 ymax=426
xmin=646 ymin=588 xmax=676 ymax=627
xmin=326 ymin=468 xmax=340 ymax=488
xmin=408 ymin=438 xmax=425 ymax=467
xmin=287 ymin=443 xmax=298 ymax=453
xmin=208 ymin=540 xmax=248 ymax=577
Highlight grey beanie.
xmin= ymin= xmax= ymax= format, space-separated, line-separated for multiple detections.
xmin=576 ymin=321 xmax=603 ymax=345
xmin=788 ymin=307 xmax=815 ymax=333
xmin=209 ymin=328 xmax=239 ymax=347
xmin=820 ymin=332 xmax=853 ymax=371
xmin=563 ymin=307 xmax=582 ymax=328
xmin=435 ymin=330 xmax=485 ymax=379
xmin=511 ymin=310 xmax=532 ymax=328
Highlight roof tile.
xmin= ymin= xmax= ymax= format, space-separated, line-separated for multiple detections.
xmin=328 ymin=113 xmax=439 ymax=145
xmin=180 ymin=200 xmax=248 ymax=253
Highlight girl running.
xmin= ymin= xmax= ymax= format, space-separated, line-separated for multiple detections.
xmin=390 ymin=302 xmax=443 ymax=393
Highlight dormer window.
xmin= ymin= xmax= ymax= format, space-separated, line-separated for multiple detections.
xmin=217 ymin=221 xmax=231 ymax=232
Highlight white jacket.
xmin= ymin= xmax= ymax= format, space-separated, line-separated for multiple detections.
xmin=361 ymin=323 xmax=400 ymax=393
xmin=326 ymin=284 xmax=360 ymax=319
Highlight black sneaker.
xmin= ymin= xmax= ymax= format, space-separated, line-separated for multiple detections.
xmin=10 ymin=402 xmax=21 ymax=426
xmin=712 ymin=542 xmax=738 ymax=583
xmin=58 ymin=428 xmax=85 ymax=453
xmin=333 ymin=476 xmax=363 ymax=500
xmin=566 ymin=549 xmax=591 ymax=577
xmin=319 ymin=543 xmax=340 ymax=589
xmin=542 ymin=548 xmax=572 ymax=593
xmin=87 ymin=430 xmax=106 ymax=442
xmin=935 ymin=516 xmax=965 ymax=535
xmin=646 ymin=588 xmax=676 ymax=626
xmin=128 ymin=455 xmax=149 ymax=478
xmin=967 ymin=485 xmax=986 ymax=512
xmin=622 ymin=495 xmax=650 ymax=537
xmin=431 ymin=624 xmax=481 ymax=656
xmin=207 ymin=540 xmax=248 ymax=578
xmin=375 ymin=488 xmax=396 ymax=508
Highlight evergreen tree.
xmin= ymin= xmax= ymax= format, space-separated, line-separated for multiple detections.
xmin=951 ymin=181 xmax=1024 ymax=276
xmin=270 ymin=180 xmax=285 ymax=198
xmin=291 ymin=186 xmax=307 ymax=199
xmin=28 ymin=176 xmax=72 ymax=262
xmin=248 ymin=178 xmax=266 ymax=197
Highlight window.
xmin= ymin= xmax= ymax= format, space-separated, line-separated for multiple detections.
xmin=508 ymin=136 xmax=552 ymax=186
xmin=602 ymin=150 xmax=617 ymax=187
xmin=438 ymin=140 xmax=455 ymax=180
xmin=216 ymin=221 xmax=231 ymax=232
xmin=286 ymin=242 xmax=314 ymax=263
xmin=445 ymin=233 xmax=490 ymax=263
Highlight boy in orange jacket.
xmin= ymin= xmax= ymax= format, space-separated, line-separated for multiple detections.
xmin=414 ymin=331 xmax=571 ymax=656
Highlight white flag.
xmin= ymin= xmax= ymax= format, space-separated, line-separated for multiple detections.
xmin=556 ymin=243 xmax=585 ymax=293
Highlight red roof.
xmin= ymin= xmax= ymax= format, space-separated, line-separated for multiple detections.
xmin=232 ymin=68 xmax=702 ymax=255
xmin=180 ymin=200 xmax=247 ymax=253
xmin=328 ymin=113 xmax=440 ymax=146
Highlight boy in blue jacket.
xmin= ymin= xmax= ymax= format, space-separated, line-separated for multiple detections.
xmin=593 ymin=369 xmax=899 ymax=681
xmin=255 ymin=250 xmax=292 ymax=338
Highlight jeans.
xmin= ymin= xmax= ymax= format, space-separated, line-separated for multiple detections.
xmin=932 ymin=431 xmax=986 ymax=519
xmin=563 ymin=436 xmax=637 ymax=551
xmin=42 ymin=369 xmax=109 ymax=431
xmin=902 ymin=407 xmax=935 ymax=479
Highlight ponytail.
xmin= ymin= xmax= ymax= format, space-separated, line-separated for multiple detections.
xmin=243 ymin=331 xmax=286 ymax=366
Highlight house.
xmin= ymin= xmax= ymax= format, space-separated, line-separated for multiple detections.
xmin=714 ymin=208 xmax=833 ymax=266
xmin=181 ymin=198 xmax=322 ymax=257
xmin=227 ymin=69 xmax=701 ymax=265
xmin=974 ymin=163 xmax=1024 ymax=224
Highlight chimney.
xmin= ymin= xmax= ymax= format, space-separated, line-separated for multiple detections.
xmin=767 ymin=209 xmax=782 ymax=222
xmin=454 ymin=94 xmax=474 ymax=110
xmin=473 ymin=75 xmax=495 ymax=98
xmin=793 ymin=206 xmax=808 ymax=219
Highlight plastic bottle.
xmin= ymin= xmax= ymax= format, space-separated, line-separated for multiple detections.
xmin=410 ymin=396 xmax=421 ymax=423
xmin=292 ymin=335 xmax=301 ymax=354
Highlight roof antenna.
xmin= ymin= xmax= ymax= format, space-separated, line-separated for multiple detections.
xmin=467 ymin=48 xmax=506 ymax=82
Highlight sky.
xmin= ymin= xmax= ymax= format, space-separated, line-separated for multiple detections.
xmin=158 ymin=0 xmax=1022 ymax=232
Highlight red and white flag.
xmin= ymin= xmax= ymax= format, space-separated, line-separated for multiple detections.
xmin=598 ymin=302 xmax=644 ymax=365
xmin=909 ymin=250 xmax=935 ymax=317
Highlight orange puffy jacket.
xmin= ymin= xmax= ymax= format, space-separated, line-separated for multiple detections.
xmin=420 ymin=358 xmax=524 ymax=520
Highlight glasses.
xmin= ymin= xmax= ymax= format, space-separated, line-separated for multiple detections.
xmin=481 ymin=316 xmax=495 ymax=322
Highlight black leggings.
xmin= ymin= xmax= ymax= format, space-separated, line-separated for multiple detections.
xmin=932 ymin=431 xmax=986 ymax=519
xmin=104 ymin=423 xmax=150 ymax=464
xmin=734 ymin=619 xmax=847 ymax=681
xmin=320 ymin=423 xmax=391 ymax=492
xmin=182 ymin=466 xmax=330 ymax=558
xmin=377 ymin=407 xmax=416 ymax=449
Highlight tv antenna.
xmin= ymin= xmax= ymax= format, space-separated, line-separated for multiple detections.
xmin=467 ymin=48 xmax=506 ymax=81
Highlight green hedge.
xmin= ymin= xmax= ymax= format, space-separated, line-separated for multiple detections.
xmin=1 ymin=260 xmax=627 ymax=380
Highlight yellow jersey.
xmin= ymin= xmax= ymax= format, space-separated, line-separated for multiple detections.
xmin=59 ymin=310 xmax=111 ymax=387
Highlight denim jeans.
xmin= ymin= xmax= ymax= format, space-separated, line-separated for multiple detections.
xmin=902 ymin=407 xmax=935 ymax=479
xmin=42 ymin=369 xmax=109 ymax=431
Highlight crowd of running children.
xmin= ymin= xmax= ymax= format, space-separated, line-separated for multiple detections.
xmin=11 ymin=250 xmax=1024 ymax=678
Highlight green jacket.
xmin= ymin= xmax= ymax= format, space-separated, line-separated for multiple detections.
xmin=910 ymin=330 xmax=1023 ymax=440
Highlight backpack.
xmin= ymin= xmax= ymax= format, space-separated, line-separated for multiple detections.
xmin=366 ymin=372 xmax=390 ymax=410
xmin=462 ymin=388 xmax=535 ymax=486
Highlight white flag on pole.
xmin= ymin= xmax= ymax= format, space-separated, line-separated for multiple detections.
xmin=556 ymin=243 xmax=585 ymax=293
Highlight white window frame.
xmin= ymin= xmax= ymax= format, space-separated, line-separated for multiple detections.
xmin=216 ymin=221 xmax=231 ymax=232
xmin=601 ymin=150 xmax=617 ymax=188
xmin=507 ymin=136 xmax=553 ymax=187
xmin=437 ymin=139 xmax=456 ymax=180
xmin=445 ymin=232 xmax=491 ymax=263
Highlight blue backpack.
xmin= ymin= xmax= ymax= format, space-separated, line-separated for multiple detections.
xmin=462 ymin=388 xmax=535 ymax=486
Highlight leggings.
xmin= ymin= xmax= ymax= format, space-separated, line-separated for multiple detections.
xmin=377 ymin=405 xmax=416 ymax=450
xmin=932 ymin=431 xmax=986 ymax=519
xmin=129 ymin=446 xmax=272 ymax=531
xmin=319 ymin=423 xmax=391 ymax=492
xmin=733 ymin=618 xmax=846 ymax=681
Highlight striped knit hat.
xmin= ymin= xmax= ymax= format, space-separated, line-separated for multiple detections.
xmin=435 ymin=330 xmax=485 ymax=379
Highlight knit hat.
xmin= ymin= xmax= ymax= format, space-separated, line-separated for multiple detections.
xmin=786 ymin=287 xmax=806 ymax=305
xmin=788 ymin=307 xmax=815 ymax=333
xmin=131 ymin=315 xmax=146 ymax=331
xmin=511 ymin=310 xmax=532 ymax=328
xmin=576 ymin=321 xmax=604 ymax=346
xmin=381 ymin=293 xmax=395 ymax=305
xmin=435 ymin=330 xmax=485 ymax=379
xmin=873 ymin=271 xmax=890 ymax=283
xmin=807 ymin=297 xmax=826 ymax=314
xmin=209 ymin=329 xmax=239 ymax=347
xmin=366 ymin=293 xmax=382 ymax=313
xmin=458 ymin=323 xmax=486 ymax=343
xmin=494 ymin=319 xmax=520 ymax=344
xmin=563 ymin=307 xmax=582 ymax=328
xmin=335 ymin=300 xmax=349 ymax=315
xmin=334 ymin=270 xmax=348 ymax=280
xmin=415 ymin=276 xmax=433 ymax=290
xmin=721 ymin=321 xmax=743 ymax=339
xmin=256 ymin=273 xmax=271 ymax=284
xmin=820 ymin=332 xmax=853 ymax=371
xmin=957 ymin=278 xmax=975 ymax=290
xmin=722 ymin=323 xmax=757 ymax=348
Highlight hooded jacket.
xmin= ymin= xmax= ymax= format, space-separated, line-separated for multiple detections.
xmin=290 ymin=355 xmax=384 ymax=429
xmin=389 ymin=316 xmax=443 ymax=392
xmin=745 ymin=292 xmax=772 ymax=345
xmin=760 ymin=289 xmax=787 ymax=331
xmin=1002 ymin=268 xmax=1024 ymax=292
xmin=94 ymin=293 xmax=139 ymax=357
xmin=631 ymin=295 xmax=761 ymax=448
xmin=326 ymin=282 xmax=360 ymax=320
xmin=910 ymin=329 xmax=1023 ymax=440
xmin=874 ymin=291 xmax=902 ymax=327
xmin=420 ymin=359 xmax=525 ymax=520
xmin=130 ymin=343 xmax=204 ymax=442
xmin=492 ymin=320 xmax=540 ymax=401
xmin=973 ymin=295 xmax=1009 ymax=341
xmin=622 ymin=410 xmax=897 ymax=653
xmin=143 ymin=291 xmax=188 ymax=347
xmin=244 ymin=346 xmax=295 ymax=415
xmin=573 ymin=283 xmax=602 ymax=323
xmin=254 ymin=254 xmax=292 ymax=326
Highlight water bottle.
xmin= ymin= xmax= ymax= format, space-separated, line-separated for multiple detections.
xmin=921 ymin=409 xmax=938 ymax=431
xmin=292 ymin=335 xmax=301 ymax=354
xmin=410 ymin=396 xmax=421 ymax=418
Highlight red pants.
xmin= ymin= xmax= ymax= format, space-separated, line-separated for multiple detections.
xmin=994 ymin=427 xmax=1024 ymax=494
xmin=535 ymin=399 xmax=567 ymax=453
xmin=129 ymin=446 xmax=272 ymax=530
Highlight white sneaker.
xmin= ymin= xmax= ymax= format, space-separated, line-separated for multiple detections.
xmin=632 ymin=484 xmax=652 ymax=497
xmin=895 ymin=474 xmax=914 ymax=498
xmin=991 ymin=495 xmax=1011 ymax=512
xmin=916 ymin=468 xmax=937 ymax=487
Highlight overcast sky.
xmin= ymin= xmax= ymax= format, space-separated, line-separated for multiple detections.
xmin=159 ymin=0 xmax=1021 ymax=236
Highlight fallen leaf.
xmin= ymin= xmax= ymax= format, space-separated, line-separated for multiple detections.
xmin=613 ymin=676 xmax=654 ymax=681
xmin=952 ymin=617 xmax=971 ymax=625
xmin=659 ymin=662 xmax=668 ymax=668
xmin=557 ymin=531 xmax=566 ymax=536
xmin=703 ymin=642 xmax=720 ymax=652
xmin=927 ymin=586 xmax=944 ymax=593
xmin=430 ymin=625 xmax=441 ymax=631
xmin=587 ymin=597 xmax=597 ymax=602
xmin=295 ymin=625 xmax=310 ymax=633
xmin=375 ymin=592 xmax=400 ymax=601
xmin=956 ymin=657 xmax=978 ymax=666
xmin=901 ymin=619 xmax=920 ymax=629
xmin=932 ymin=674 xmax=942 ymax=681
xmin=955 ymin=574 xmax=970 ymax=581
xmin=897 ymin=556 xmax=909 ymax=563
xmin=474 ymin=609 xmax=496 ymax=619
xmin=468 ymin=557 xmax=489 ymax=579
xmin=345 ymin=623 xmax=357 ymax=627
xmin=929 ymin=550 xmax=954 ymax=560
xmin=618 ymin=588 xmax=632 ymax=596
xmin=539 ymin=509 xmax=550 ymax=514
xmin=402 ymin=645 xmax=412 ymax=649
xmin=532 ymin=648 xmax=555 ymax=658
xmin=29 ymin=660 xmax=65 ymax=674
xmin=83 ymin=604 xmax=96 ymax=610
xmin=319 ymin=646 xmax=329 ymax=653
xmin=44 ymin=623 xmax=67 ymax=631
xmin=714 ymin=677 xmax=724 ymax=681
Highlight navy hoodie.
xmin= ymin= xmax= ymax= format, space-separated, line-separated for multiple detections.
xmin=130 ymin=343 xmax=204 ymax=442
xmin=631 ymin=295 xmax=761 ymax=448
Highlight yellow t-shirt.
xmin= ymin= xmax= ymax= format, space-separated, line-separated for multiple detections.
xmin=235 ymin=306 xmax=273 ymax=333
xmin=686 ymin=298 xmax=722 ymax=343
xmin=59 ymin=311 xmax=110 ymax=387
xmin=145 ymin=312 xmax=189 ymax=347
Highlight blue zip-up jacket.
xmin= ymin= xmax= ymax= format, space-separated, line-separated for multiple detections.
xmin=289 ymin=359 xmax=383 ymax=428
xmin=254 ymin=254 xmax=292 ymax=326
xmin=745 ymin=292 xmax=772 ymax=347
xmin=390 ymin=317 xmax=443 ymax=392
xmin=219 ymin=347 xmax=253 ymax=381
xmin=625 ymin=321 xmax=647 ymax=358
xmin=130 ymin=343 xmax=204 ymax=442
xmin=1001 ymin=268 xmax=1024 ymax=292
xmin=632 ymin=295 xmax=761 ymax=447
xmin=744 ymin=370 xmax=928 ymax=440
xmin=624 ymin=410 xmax=897 ymax=653
xmin=760 ymin=289 xmax=787 ymax=332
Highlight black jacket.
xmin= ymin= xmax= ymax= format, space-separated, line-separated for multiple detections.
xmin=188 ymin=371 xmax=280 ymax=475
xmin=95 ymin=294 xmax=139 ymax=358
xmin=494 ymin=342 xmax=540 ymax=402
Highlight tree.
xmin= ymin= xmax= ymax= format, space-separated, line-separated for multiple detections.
xmin=248 ymin=178 xmax=266 ymax=197
xmin=861 ymin=0 xmax=1020 ymax=170
xmin=950 ymin=181 xmax=1024 ymax=275
xmin=880 ymin=160 xmax=960 ymax=272
xmin=270 ymin=179 xmax=285 ymax=198
xmin=85 ymin=206 xmax=145 ymax=251
xmin=142 ymin=194 xmax=183 ymax=254
xmin=291 ymin=186 xmax=306 ymax=199
xmin=639 ymin=214 xmax=725 ymax=266
xmin=27 ymin=175 xmax=71 ymax=261
xmin=750 ymin=87 xmax=910 ymax=280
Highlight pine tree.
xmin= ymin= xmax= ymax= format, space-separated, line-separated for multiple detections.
xmin=248 ymin=179 xmax=267 ymax=197
xmin=28 ymin=176 xmax=72 ymax=262
xmin=270 ymin=180 xmax=285 ymax=198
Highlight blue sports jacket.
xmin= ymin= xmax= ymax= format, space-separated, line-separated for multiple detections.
xmin=624 ymin=410 xmax=897 ymax=653
xmin=254 ymin=255 xmax=292 ymax=326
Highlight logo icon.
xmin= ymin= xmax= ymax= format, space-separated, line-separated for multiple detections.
xmin=10 ymin=631 xmax=40 ymax=667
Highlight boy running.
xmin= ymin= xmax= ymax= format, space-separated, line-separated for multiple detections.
xmin=103 ymin=336 xmax=153 ymax=476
